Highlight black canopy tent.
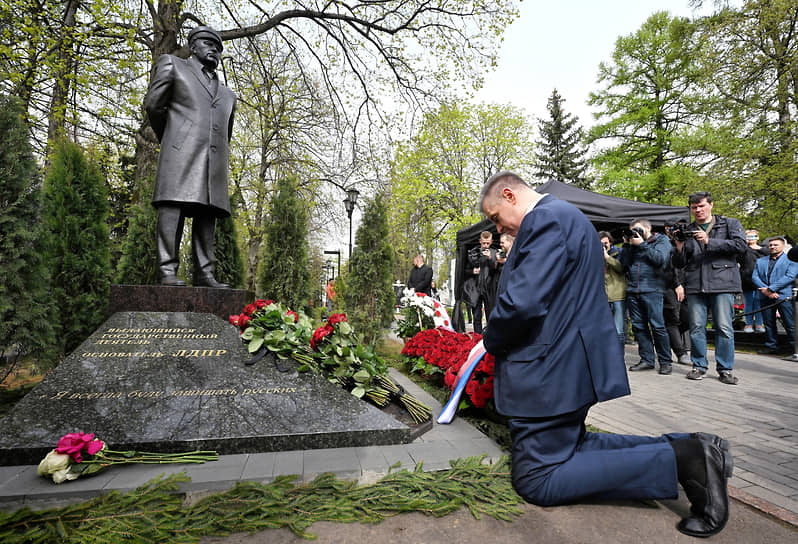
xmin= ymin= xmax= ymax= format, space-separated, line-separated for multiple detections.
xmin=450 ymin=180 xmax=690 ymax=332
xmin=535 ymin=179 xmax=690 ymax=231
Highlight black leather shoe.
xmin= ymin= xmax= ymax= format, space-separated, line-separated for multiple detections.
xmin=194 ymin=275 xmax=230 ymax=289
xmin=677 ymin=434 xmax=733 ymax=538
xmin=628 ymin=361 xmax=655 ymax=371
xmin=658 ymin=364 xmax=672 ymax=375
xmin=756 ymin=347 xmax=780 ymax=355
xmin=160 ymin=274 xmax=186 ymax=286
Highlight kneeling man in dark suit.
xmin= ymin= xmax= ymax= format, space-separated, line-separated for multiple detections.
xmin=479 ymin=171 xmax=733 ymax=538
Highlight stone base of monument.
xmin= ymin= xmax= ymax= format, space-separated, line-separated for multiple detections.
xmin=0 ymin=311 xmax=427 ymax=466
xmin=109 ymin=284 xmax=254 ymax=321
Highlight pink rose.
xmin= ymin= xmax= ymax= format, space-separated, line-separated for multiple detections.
xmin=55 ymin=432 xmax=96 ymax=463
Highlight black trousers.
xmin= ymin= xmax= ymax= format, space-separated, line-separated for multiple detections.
xmin=156 ymin=205 xmax=216 ymax=279
xmin=664 ymin=289 xmax=690 ymax=356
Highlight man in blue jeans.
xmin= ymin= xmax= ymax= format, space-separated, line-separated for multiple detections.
xmin=672 ymin=192 xmax=747 ymax=385
xmin=598 ymin=231 xmax=626 ymax=349
xmin=620 ymin=219 xmax=673 ymax=375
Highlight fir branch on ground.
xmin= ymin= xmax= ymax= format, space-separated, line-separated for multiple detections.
xmin=0 ymin=456 xmax=522 ymax=542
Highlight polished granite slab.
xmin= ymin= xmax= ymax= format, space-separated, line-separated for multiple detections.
xmin=0 ymin=312 xmax=412 ymax=465
xmin=109 ymin=285 xmax=254 ymax=321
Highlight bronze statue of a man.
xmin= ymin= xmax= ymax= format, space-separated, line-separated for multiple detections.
xmin=144 ymin=26 xmax=236 ymax=288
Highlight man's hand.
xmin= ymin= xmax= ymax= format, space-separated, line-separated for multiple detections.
xmin=675 ymin=285 xmax=685 ymax=302
xmin=759 ymin=286 xmax=779 ymax=299
xmin=692 ymin=229 xmax=708 ymax=245
xmin=473 ymin=267 xmax=480 ymax=275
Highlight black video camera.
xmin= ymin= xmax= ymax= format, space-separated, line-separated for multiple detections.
xmin=667 ymin=220 xmax=694 ymax=242
xmin=467 ymin=246 xmax=482 ymax=266
xmin=622 ymin=227 xmax=645 ymax=240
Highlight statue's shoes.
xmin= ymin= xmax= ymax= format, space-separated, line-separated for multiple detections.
xmin=160 ymin=275 xmax=186 ymax=286
xmin=194 ymin=275 xmax=230 ymax=289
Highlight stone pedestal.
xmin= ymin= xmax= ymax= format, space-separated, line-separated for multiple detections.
xmin=0 ymin=311 xmax=415 ymax=465
xmin=109 ymin=284 xmax=254 ymax=321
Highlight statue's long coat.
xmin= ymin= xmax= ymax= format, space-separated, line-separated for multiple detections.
xmin=144 ymin=54 xmax=236 ymax=217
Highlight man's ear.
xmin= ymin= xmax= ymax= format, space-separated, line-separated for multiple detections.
xmin=502 ymin=187 xmax=515 ymax=203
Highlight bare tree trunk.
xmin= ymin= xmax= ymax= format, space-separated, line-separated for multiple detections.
xmin=46 ymin=0 xmax=79 ymax=148
xmin=132 ymin=0 xmax=184 ymax=203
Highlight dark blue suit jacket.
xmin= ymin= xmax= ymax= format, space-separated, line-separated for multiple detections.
xmin=483 ymin=195 xmax=630 ymax=418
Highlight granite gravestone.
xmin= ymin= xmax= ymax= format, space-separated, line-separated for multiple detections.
xmin=0 ymin=312 xmax=415 ymax=465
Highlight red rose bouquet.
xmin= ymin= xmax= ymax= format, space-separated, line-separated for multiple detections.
xmin=307 ymin=313 xmax=431 ymax=423
xmin=230 ymin=299 xmax=314 ymax=366
xmin=403 ymin=329 xmax=496 ymax=409
xmin=233 ymin=302 xmax=432 ymax=423
xmin=37 ymin=432 xmax=217 ymax=484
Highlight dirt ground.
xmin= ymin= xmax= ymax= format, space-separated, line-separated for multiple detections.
xmin=201 ymin=494 xmax=797 ymax=544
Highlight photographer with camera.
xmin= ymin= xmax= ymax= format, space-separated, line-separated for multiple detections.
xmin=469 ymin=231 xmax=499 ymax=334
xmin=672 ymin=192 xmax=747 ymax=385
xmin=619 ymin=220 xmax=673 ymax=374
xmin=495 ymin=233 xmax=515 ymax=269
xmin=598 ymin=231 xmax=627 ymax=351
xmin=663 ymin=222 xmax=692 ymax=365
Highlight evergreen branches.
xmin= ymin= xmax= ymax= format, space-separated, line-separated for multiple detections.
xmin=0 ymin=456 xmax=521 ymax=542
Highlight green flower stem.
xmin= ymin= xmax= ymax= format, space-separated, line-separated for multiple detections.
xmin=82 ymin=450 xmax=218 ymax=465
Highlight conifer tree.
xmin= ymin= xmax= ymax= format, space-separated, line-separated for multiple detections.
xmin=43 ymin=139 xmax=111 ymax=355
xmin=339 ymin=192 xmax=395 ymax=345
xmin=257 ymin=176 xmax=310 ymax=311
xmin=0 ymin=95 xmax=56 ymax=372
xmin=214 ymin=214 xmax=245 ymax=289
xmin=534 ymin=89 xmax=590 ymax=188
xmin=115 ymin=175 xmax=158 ymax=285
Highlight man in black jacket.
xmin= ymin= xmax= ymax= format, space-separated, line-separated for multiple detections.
xmin=672 ymin=192 xmax=747 ymax=385
xmin=407 ymin=254 xmax=433 ymax=295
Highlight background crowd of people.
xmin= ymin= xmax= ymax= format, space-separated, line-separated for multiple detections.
xmin=600 ymin=192 xmax=796 ymax=385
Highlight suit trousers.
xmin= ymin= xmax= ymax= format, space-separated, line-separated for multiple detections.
xmin=508 ymin=405 xmax=681 ymax=506
xmin=156 ymin=205 xmax=216 ymax=278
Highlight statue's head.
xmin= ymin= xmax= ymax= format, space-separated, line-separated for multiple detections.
xmin=188 ymin=26 xmax=223 ymax=70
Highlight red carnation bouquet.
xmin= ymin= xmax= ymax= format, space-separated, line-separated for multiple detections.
xmin=37 ymin=432 xmax=217 ymax=484
xmin=403 ymin=329 xmax=495 ymax=409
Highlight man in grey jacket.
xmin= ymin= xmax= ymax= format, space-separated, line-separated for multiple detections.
xmin=672 ymin=192 xmax=747 ymax=384
xmin=144 ymin=26 xmax=236 ymax=288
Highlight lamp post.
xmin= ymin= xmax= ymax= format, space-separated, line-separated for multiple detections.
xmin=343 ymin=187 xmax=359 ymax=270
xmin=324 ymin=249 xmax=341 ymax=279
